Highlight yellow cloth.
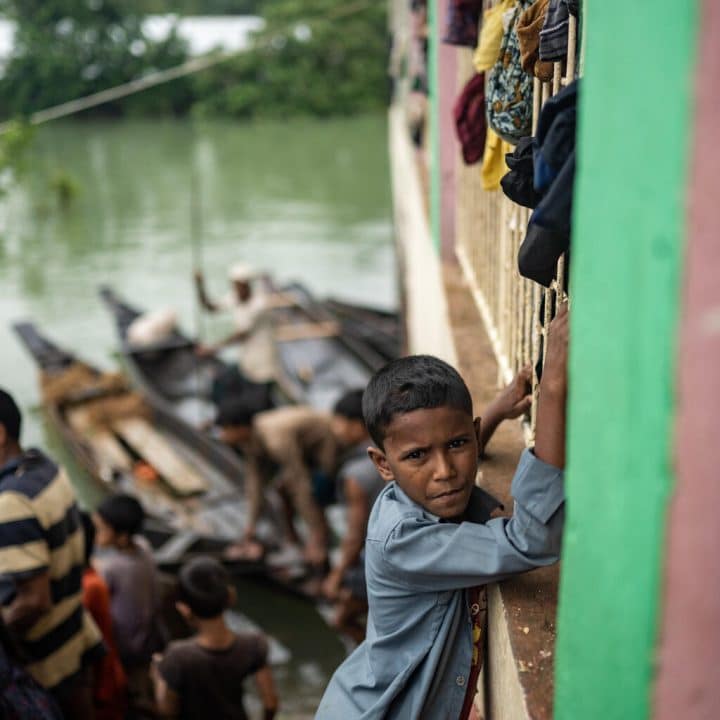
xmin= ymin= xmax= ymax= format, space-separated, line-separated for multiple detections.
xmin=473 ymin=0 xmax=517 ymax=73
xmin=481 ymin=128 xmax=514 ymax=191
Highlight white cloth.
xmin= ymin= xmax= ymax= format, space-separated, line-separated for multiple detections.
xmin=127 ymin=308 xmax=177 ymax=347
xmin=218 ymin=288 xmax=277 ymax=382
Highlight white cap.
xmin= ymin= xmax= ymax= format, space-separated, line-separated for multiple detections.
xmin=228 ymin=263 xmax=256 ymax=283
xmin=228 ymin=263 xmax=257 ymax=282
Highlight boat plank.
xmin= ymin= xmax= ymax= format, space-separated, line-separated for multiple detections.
xmin=66 ymin=406 xmax=134 ymax=476
xmin=113 ymin=417 xmax=208 ymax=495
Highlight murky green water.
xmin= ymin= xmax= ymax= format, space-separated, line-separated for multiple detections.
xmin=0 ymin=114 xmax=395 ymax=717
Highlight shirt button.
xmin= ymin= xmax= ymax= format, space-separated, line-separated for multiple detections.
xmin=471 ymin=603 xmax=480 ymax=616
xmin=456 ymin=675 xmax=465 ymax=687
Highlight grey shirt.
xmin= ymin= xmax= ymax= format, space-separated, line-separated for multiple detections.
xmin=95 ymin=540 xmax=165 ymax=668
xmin=337 ymin=443 xmax=385 ymax=510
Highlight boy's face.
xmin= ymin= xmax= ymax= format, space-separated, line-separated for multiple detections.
xmin=91 ymin=512 xmax=118 ymax=548
xmin=331 ymin=415 xmax=367 ymax=447
xmin=368 ymin=405 xmax=481 ymax=519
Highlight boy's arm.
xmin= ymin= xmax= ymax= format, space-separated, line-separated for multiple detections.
xmin=151 ymin=654 xmax=180 ymax=718
xmin=322 ymin=476 xmax=369 ymax=599
xmin=479 ymin=365 xmax=533 ymax=455
xmin=254 ymin=665 xmax=279 ymax=720
xmin=534 ymin=303 xmax=569 ymax=468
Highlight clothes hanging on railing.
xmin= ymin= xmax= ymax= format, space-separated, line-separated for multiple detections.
xmin=454 ymin=72 xmax=487 ymax=164
xmin=486 ymin=0 xmax=534 ymax=144
xmin=501 ymin=137 xmax=541 ymax=207
xmin=538 ymin=0 xmax=570 ymax=60
xmin=481 ymin=128 xmax=514 ymax=190
xmin=517 ymin=0 xmax=554 ymax=81
xmin=443 ymin=0 xmax=483 ymax=47
xmin=514 ymin=80 xmax=578 ymax=286
xmin=472 ymin=0 xmax=516 ymax=73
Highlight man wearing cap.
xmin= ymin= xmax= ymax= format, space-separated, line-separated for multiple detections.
xmin=194 ymin=264 xmax=278 ymax=384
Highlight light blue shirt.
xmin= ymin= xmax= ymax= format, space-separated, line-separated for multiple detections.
xmin=316 ymin=449 xmax=564 ymax=719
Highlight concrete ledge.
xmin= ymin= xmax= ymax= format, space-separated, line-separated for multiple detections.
xmin=388 ymin=102 xmax=457 ymax=367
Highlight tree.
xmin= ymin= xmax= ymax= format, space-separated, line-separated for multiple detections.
xmin=191 ymin=0 xmax=389 ymax=118
xmin=0 ymin=0 xmax=192 ymax=119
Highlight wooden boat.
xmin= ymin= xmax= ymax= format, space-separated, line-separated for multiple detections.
xmin=99 ymin=283 xmax=381 ymax=416
xmin=97 ymin=284 xmax=387 ymax=599
xmin=12 ymin=321 xmax=265 ymax=569
xmin=321 ymin=296 xmax=402 ymax=364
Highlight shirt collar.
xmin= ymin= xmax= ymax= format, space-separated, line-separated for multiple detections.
xmin=390 ymin=481 xmax=502 ymax=524
xmin=0 ymin=449 xmax=43 ymax=484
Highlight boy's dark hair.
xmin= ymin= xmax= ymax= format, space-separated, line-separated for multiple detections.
xmin=97 ymin=494 xmax=144 ymax=536
xmin=0 ymin=389 xmax=21 ymax=442
xmin=362 ymin=355 xmax=473 ymax=449
xmin=333 ymin=389 xmax=365 ymax=423
xmin=80 ymin=510 xmax=95 ymax=567
xmin=177 ymin=556 xmax=231 ymax=619
xmin=215 ymin=399 xmax=261 ymax=429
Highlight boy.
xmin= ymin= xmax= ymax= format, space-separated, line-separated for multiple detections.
xmin=152 ymin=556 xmax=278 ymax=720
xmin=316 ymin=308 xmax=568 ymax=719
xmin=323 ymin=371 xmax=533 ymax=642
xmin=92 ymin=494 xmax=165 ymax=709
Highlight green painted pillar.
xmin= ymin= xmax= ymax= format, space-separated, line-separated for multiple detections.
xmin=554 ymin=2 xmax=699 ymax=719
xmin=428 ymin=0 xmax=441 ymax=251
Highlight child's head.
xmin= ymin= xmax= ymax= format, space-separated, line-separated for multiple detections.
xmin=331 ymin=389 xmax=368 ymax=447
xmin=93 ymin=494 xmax=144 ymax=548
xmin=363 ymin=355 xmax=480 ymax=519
xmin=215 ymin=400 xmax=259 ymax=446
xmin=176 ymin=556 xmax=232 ymax=623
xmin=0 ymin=388 xmax=22 ymax=454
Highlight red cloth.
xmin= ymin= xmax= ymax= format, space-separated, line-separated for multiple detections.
xmin=454 ymin=73 xmax=487 ymax=165
xmin=82 ymin=568 xmax=128 ymax=720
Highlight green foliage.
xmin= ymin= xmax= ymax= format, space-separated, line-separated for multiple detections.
xmin=0 ymin=0 xmax=193 ymax=118
xmin=0 ymin=0 xmax=388 ymax=121
xmin=190 ymin=0 xmax=389 ymax=118
xmin=138 ymin=0 xmax=261 ymax=13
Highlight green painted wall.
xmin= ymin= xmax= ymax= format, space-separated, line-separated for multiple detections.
xmin=428 ymin=0 xmax=441 ymax=251
xmin=554 ymin=2 xmax=699 ymax=719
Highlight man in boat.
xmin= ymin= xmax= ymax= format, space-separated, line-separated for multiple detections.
xmin=0 ymin=388 xmax=104 ymax=718
xmin=215 ymin=400 xmax=339 ymax=569
xmin=194 ymin=263 xmax=278 ymax=384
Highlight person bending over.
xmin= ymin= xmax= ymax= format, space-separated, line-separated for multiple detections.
xmin=316 ymin=306 xmax=568 ymax=719
xmin=216 ymin=403 xmax=340 ymax=568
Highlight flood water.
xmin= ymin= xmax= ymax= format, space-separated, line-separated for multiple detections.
xmin=0 ymin=114 xmax=395 ymax=717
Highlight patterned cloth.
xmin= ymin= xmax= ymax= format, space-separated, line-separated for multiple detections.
xmin=0 ymin=450 xmax=103 ymax=691
xmin=486 ymin=0 xmax=534 ymax=144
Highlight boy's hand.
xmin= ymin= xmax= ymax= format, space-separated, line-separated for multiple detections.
xmin=478 ymin=366 xmax=532 ymax=456
xmin=492 ymin=365 xmax=533 ymax=420
xmin=541 ymin=303 xmax=569 ymax=396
